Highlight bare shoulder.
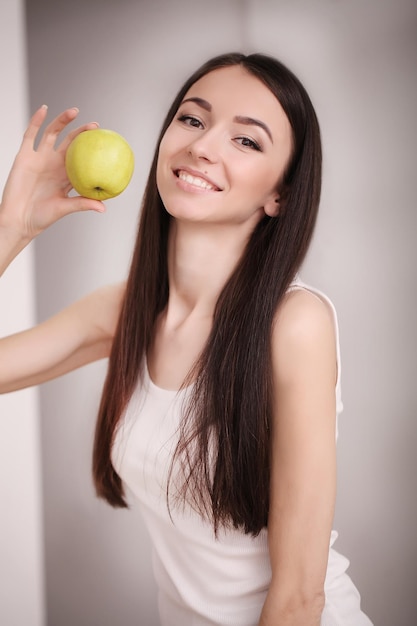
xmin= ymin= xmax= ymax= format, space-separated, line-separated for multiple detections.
xmin=85 ymin=281 xmax=126 ymax=313
xmin=80 ymin=281 xmax=126 ymax=341
xmin=272 ymin=287 xmax=337 ymax=386
xmin=274 ymin=287 xmax=335 ymax=341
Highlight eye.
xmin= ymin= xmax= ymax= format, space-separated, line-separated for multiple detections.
xmin=234 ymin=136 xmax=262 ymax=152
xmin=177 ymin=114 xmax=204 ymax=129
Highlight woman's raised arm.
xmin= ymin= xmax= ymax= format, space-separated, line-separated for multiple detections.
xmin=0 ymin=107 xmax=124 ymax=394
xmin=0 ymin=282 xmax=125 ymax=394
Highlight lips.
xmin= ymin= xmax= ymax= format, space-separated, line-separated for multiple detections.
xmin=174 ymin=168 xmax=222 ymax=191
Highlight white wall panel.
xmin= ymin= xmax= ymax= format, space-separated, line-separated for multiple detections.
xmin=0 ymin=1 xmax=45 ymax=625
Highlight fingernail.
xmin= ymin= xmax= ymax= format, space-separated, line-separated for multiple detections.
xmin=71 ymin=107 xmax=79 ymax=113
xmin=41 ymin=104 xmax=48 ymax=109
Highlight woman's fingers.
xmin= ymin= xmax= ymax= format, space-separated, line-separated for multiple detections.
xmin=21 ymin=106 xmax=99 ymax=156
xmin=57 ymin=121 xmax=100 ymax=153
xmin=37 ymin=107 xmax=80 ymax=151
xmin=21 ymin=104 xmax=49 ymax=148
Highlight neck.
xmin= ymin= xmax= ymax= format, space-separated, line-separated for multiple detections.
xmin=166 ymin=220 xmax=250 ymax=320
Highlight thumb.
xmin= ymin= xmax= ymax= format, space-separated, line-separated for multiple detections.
xmin=56 ymin=196 xmax=106 ymax=217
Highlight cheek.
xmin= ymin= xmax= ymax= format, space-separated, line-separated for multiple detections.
xmin=155 ymin=148 xmax=169 ymax=197
xmin=155 ymin=150 xmax=163 ymax=188
xmin=156 ymin=132 xmax=175 ymax=182
xmin=238 ymin=165 xmax=280 ymax=199
xmin=157 ymin=135 xmax=168 ymax=165
xmin=159 ymin=125 xmax=183 ymax=155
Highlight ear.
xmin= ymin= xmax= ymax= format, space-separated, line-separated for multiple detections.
xmin=263 ymin=194 xmax=281 ymax=217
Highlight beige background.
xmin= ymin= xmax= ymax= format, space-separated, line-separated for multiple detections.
xmin=1 ymin=0 xmax=416 ymax=624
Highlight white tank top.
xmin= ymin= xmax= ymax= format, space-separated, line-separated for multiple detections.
xmin=111 ymin=279 xmax=372 ymax=626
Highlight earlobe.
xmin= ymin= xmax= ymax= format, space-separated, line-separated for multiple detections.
xmin=264 ymin=196 xmax=280 ymax=217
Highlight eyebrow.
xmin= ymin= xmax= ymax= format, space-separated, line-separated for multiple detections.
xmin=181 ymin=97 xmax=211 ymax=111
xmin=180 ymin=97 xmax=273 ymax=143
xmin=234 ymin=115 xmax=273 ymax=144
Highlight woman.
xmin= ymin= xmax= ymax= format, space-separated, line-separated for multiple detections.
xmin=0 ymin=53 xmax=373 ymax=625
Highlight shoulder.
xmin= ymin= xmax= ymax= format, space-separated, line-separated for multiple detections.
xmin=275 ymin=286 xmax=335 ymax=342
xmin=272 ymin=286 xmax=337 ymax=387
xmin=76 ymin=281 xmax=126 ymax=341
xmin=87 ymin=281 xmax=126 ymax=309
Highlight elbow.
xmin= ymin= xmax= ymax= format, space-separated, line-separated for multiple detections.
xmin=0 ymin=382 xmax=10 ymax=394
xmin=301 ymin=589 xmax=326 ymax=620
xmin=261 ymin=587 xmax=325 ymax=625
xmin=286 ymin=589 xmax=325 ymax=622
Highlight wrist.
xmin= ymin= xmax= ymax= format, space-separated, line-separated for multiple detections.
xmin=0 ymin=207 xmax=32 ymax=246
xmin=0 ymin=210 xmax=33 ymax=277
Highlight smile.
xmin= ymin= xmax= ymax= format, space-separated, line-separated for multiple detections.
xmin=175 ymin=169 xmax=221 ymax=191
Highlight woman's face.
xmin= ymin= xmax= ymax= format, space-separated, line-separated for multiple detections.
xmin=156 ymin=65 xmax=293 ymax=231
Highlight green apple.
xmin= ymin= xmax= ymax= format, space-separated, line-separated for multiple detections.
xmin=65 ymin=128 xmax=135 ymax=200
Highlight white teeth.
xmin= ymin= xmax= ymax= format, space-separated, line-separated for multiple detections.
xmin=178 ymin=171 xmax=215 ymax=190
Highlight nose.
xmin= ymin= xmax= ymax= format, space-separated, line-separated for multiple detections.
xmin=188 ymin=127 xmax=221 ymax=163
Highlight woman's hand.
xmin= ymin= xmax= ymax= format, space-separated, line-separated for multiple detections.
xmin=0 ymin=105 xmax=104 ymax=241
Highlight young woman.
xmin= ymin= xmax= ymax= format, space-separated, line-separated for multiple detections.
xmin=0 ymin=53 xmax=373 ymax=626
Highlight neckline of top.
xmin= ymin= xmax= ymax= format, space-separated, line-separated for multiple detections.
xmin=145 ymin=358 xmax=194 ymax=394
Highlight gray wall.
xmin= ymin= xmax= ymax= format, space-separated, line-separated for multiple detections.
xmin=26 ymin=0 xmax=417 ymax=625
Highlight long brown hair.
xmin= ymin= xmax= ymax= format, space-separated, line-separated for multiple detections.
xmin=93 ymin=52 xmax=322 ymax=535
